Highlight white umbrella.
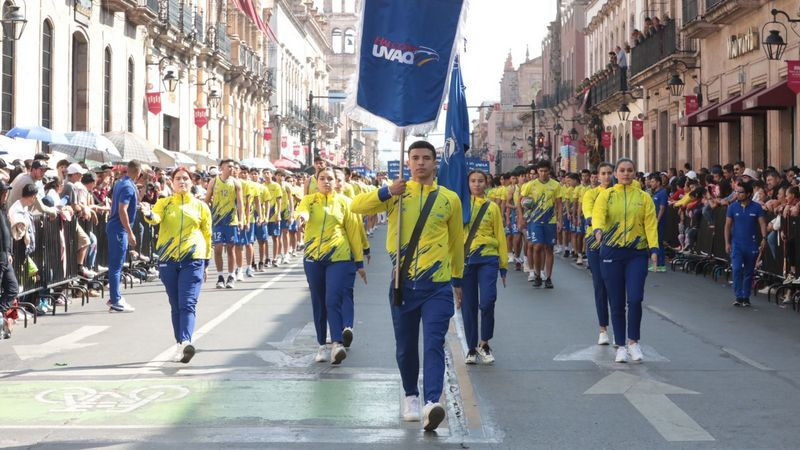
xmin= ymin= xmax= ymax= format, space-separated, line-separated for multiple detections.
xmin=50 ymin=131 xmax=121 ymax=162
xmin=240 ymin=158 xmax=276 ymax=170
xmin=155 ymin=148 xmax=197 ymax=167
xmin=103 ymin=131 xmax=160 ymax=164
xmin=183 ymin=150 xmax=218 ymax=166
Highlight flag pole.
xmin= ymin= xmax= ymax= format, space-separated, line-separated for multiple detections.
xmin=394 ymin=130 xmax=405 ymax=293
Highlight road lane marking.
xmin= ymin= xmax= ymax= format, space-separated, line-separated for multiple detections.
xmin=554 ymin=344 xmax=670 ymax=363
xmin=722 ymin=347 xmax=774 ymax=371
xmin=144 ymin=262 xmax=301 ymax=369
xmin=13 ymin=326 xmax=109 ymax=361
xmin=585 ymin=371 xmax=714 ymax=442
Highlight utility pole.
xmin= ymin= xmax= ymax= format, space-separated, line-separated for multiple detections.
xmin=512 ymin=99 xmax=537 ymax=163
xmin=347 ymin=126 xmax=353 ymax=169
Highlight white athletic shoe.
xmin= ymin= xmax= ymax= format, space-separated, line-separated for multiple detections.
xmin=628 ymin=342 xmax=644 ymax=362
xmin=331 ymin=343 xmax=347 ymax=365
xmin=507 ymin=254 xmax=514 ymax=264
xmin=576 ymin=255 xmax=584 ymax=265
xmin=465 ymin=349 xmax=478 ymax=365
xmin=615 ymin=346 xmax=629 ymax=363
xmin=236 ymin=270 xmax=244 ymax=282
xmin=527 ymin=272 xmax=536 ymax=282
xmin=422 ymin=401 xmax=446 ymax=431
xmin=314 ymin=345 xmax=328 ymax=362
xmin=403 ymin=395 xmax=421 ymax=422
xmin=598 ymin=331 xmax=610 ymax=345
xmin=245 ymin=266 xmax=254 ymax=277
xmin=171 ymin=344 xmax=184 ymax=362
xmin=476 ymin=344 xmax=495 ymax=364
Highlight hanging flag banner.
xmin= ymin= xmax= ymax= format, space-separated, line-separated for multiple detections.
xmin=632 ymin=120 xmax=644 ymax=140
xmin=788 ymin=61 xmax=800 ymax=94
xmin=264 ymin=126 xmax=273 ymax=141
xmin=146 ymin=92 xmax=162 ymax=115
xmin=344 ymin=0 xmax=468 ymax=135
xmin=685 ymin=95 xmax=699 ymax=115
xmin=578 ymin=140 xmax=588 ymax=154
xmin=563 ymin=135 xmax=572 ymax=146
xmin=194 ymin=108 xmax=208 ymax=128
xmin=281 ymin=136 xmax=288 ymax=149
xmin=465 ymin=157 xmax=489 ymax=173
xmin=601 ymin=132 xmax=612 ymax=148
xmin=437 ymin=56 xmax=471 ymax=223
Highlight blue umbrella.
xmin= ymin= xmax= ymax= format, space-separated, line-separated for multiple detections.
xmin=6 ymin=125 xmax=70 ymax=144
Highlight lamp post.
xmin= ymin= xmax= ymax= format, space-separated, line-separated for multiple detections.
xmin=665 ymin=60 xmax=700 ymax=97
xmin=146 ymin=56 xmax=180 ymax=93
xmin=306 ymin=90 xmax=345 ymax=167
xmin=0 ymin=0 xmax=26 ymax=41
xmin=617 ymin=104 xmax=631 ymax=122
xmin=761 ymin=9 xmax=799 ymax=61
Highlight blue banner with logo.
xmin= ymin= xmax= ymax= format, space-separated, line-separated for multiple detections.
xmin=387 ymin=160 xmax=410 ymax=180
xmin=345 ymin=0 xmax=467 ymax=135
xmin=437 ymin=56 xmax=471 ymax=224
xmin=466 ymin=158 xmax=490 ymax=173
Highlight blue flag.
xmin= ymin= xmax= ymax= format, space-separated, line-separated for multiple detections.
xmin=438 ymin=56 xmax=471 ymax=224
xmin=345 ymin=0 xmax=467 ymax=135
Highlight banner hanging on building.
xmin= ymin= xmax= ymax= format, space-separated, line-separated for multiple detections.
xmin=685 ymin=95 xmax=699 ymax=115
xmin=344 ymin=0 xmax=468 ymax=136
xmin=194 ymin=108 xmax=208 ymax=128
xmin=632 ymin=120 xmax=644 ymax=140
xmin=577 ymin=140 xmax=588 ymax=154
xmin=146 ymin=92 xmax=162 ymax=115
xmin=788 ymin=61 xmax=800 ymax=94
xmin=281 ymin=136 xmax=288 ymax=149
xmin=563 ymin=135 xmax=572 ymax=146
xmin=601 ymin=132 xmax=612 ymax=149
xmin=264 ymin=127 xmax=273 ymax=141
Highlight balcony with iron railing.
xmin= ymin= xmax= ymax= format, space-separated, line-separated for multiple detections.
xmin=589 ymin=68 xmax=627 ymax=108
xmin=194 ymin=11 xmax=204 ymax=44
xmin=700 ymin=0 xmax=761 ymax=27
xmin=630 ymin=19 xmax=697 ymax=83
xmin=213 ymin=25 xmax=231 ymax=61
xmin=128 ymin=0 xmax=160 ymax=26
xmin=539 ymin=81 xmax=576 ymax=110
xmin=683 ymin=0 xmax=699 ymax=23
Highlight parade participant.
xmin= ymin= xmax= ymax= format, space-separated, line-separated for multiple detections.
xmin=254 ymin=171 xmax=272 ymax=272
xmin=561 ymin=174 xmax=577 ymax=258
xmin=518 ymin=160 xmax=562 ymax=288
xmin=246 ymin=168 xmax=264 ymax=274
xmin=583 ymin=162 xmax=613 ymax=345
xmin=724 ymin=181 xmax=767 ymax=307
xmin=573 ymin=169 xmax=592 ymax=265
xmin=592 ymin=158 xmax=658 ymax=363
xmin=262 ymin=169 xmax=284 ymax=267
xmin=106 ymin=160 xmax=141 ymax=312
xmin=296 ymin=167 xmax=366 ymax=365
xmin=518 ymin=165 xmax=538 ymax=278
xmin=504 ymin=172 xmax=520 ymax=268
xmin=288 ymin=174 xmax=304 ymax=257
xmin=205 ymin=159 xmax=244 ymax=289
xmin=333 ymin=168 xmax=370 ymax=348
xmin=141 ymin=167 xmax=211 ymax=363
xmin=648 ymin=173 xmax=669 ymax=272
xmin=234 ymin=164 xmax=255 ymax=280
xmin=275 ymin=170 xmax=294 ymax=265
xmin=462 ymin=170 xmax=508 ymax=365
xmin=351 ymin=140 xmax=464 ymax=431
xmin=304 ymin=158 xmax=328 ymax=195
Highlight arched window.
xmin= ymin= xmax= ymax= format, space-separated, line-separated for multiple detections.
xmin=72 ymin=32 xmax=89 ymax=131
xmin=331 ymin=0 xmax=342 ymax=13
xmin=344 ymin=0 xmax=355 ymax=13
xmin=127 ymin=58 xmax=134 ymax=132
xmin=41 ymin=20 xmax=53 ymax=130
xmin=103 ymin=47 xmax=112 ymax=132
xmin=344 ymin=29 xmax=355 ymax=54
xmin=1 ymin=2 xmax=14 ymax=132
xmin=332 ymin=29 xmax=343 ymax=54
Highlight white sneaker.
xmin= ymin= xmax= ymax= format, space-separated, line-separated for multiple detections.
xmin=541 ymin=270 xmax=547 ymax=279
xmin=110 ymin=299 xmax=135 ymax=312
xmin=245 ymin=266 xmax=254 ymax=277
xmin=615 ymin=346 xmax=629 ymax=363
xmin=598 ymin=331 xmax=610 ymax=346
xmin=527 ymin=272 xmax=536 ymax=282
xmin=628 ymin=342 xmax=643 ymax=362
xmin=576 ymin=255 xmax=584 ymax=265
xmin=236 ymin=270 xmax=244 ymax=282
xmin=422 ymin=401 xmax=446 ymax=431
xmin=476 ymin=344 xmax=495 ymax=364
xmin=507 ymin=254 xmax=514 ymax=264
xmin=331 ymin=343 xmax=347 ymax=365
xmin=314 ymin=345 xmax=328 ymax=363
xmin=172 ymin=344 xmax=184 ymax=362
xmin=402 ymin=395 xmax=421 ymax=422
xmin=465 ymin=349 xmax=478 ymax=365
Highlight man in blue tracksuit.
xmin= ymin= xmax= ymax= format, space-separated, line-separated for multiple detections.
xmin=106 ymin=160 xmax=141 ymax=313
xmin=648 ymin=174 xmax=669 ymax=272
xmin=724 ymin=181 xmax=767 ymax=307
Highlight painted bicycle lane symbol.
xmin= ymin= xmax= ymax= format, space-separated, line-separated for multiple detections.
xmin=35 ymin=385 xmax=190 ymax=413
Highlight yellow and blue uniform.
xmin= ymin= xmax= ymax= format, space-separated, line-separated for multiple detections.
xmin=591 ymin=183 xmax=658 ymax=346
xmin=144 ymin=192 xmax=212 ymax=344
xmin=462 ymin=195 xmax=508 ymax=351
xmin=264 ymin=181 xmax=283 ymax=236
xmin=296 ymin=192 xmax=364 ymax=346
xmin=255 ymin=184 xmax=273 ymax=242
xmin=505 ymin=184 xmax=519 ymax=235
xmin=210 ymin=176 xmax=240 ymax=245
xmin=342 ymin=182 xmax=356 ymax=199
xmin=241 ymin=180 xmax=258 ymax=245
xmin=289 ymin=185 xmax=303 ymax=232
xmin=520 ymin=178 xmax=562 ymax=246
xmin=351 ymin=180 xmax=464 ymax=404
xmin=562 ymin=184 xmax=574 ymax=232
xmin=279 ymin=181 xmax=293 ymax=229
xmin=339 ymin=194 xmax=370 ymax=331
xmin=582 ymin=185 xmax=609 ymax=328
xmin=307 ymin=175 xmax=318 ymax=195
xmin=573 ymin=184 xmax=590 ymax=233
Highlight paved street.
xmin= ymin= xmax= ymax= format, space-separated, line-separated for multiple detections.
xmin=2 ymin=226 xmax=800 ymax=449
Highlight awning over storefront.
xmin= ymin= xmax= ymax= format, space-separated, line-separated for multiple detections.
xmin=718 ymin=87 xmax=766 ymax=118
xmin=743 ymin=81 xmax=798 ymax=112
xmin=697 ymin=96 xmax=739 ymax=124
xmin=680 ymin=101 xmax=720 ymax=127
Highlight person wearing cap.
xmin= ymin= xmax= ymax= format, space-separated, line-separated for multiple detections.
xmin=62 ymin=163 xmax=96 ymax=279
xmin=8 ymin=160 xmax=57 ymax=217
xmin=0 ymin=180 xmax=18 ymax=339
xmin=106 ymin=160 xmax=142 ymax=313
xmin=742 ymin=168 xmax=759 ymax=182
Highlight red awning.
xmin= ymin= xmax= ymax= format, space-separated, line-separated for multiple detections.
xmin=743 ymin=81 xmax=798 ymax=111
xmin=680 ymin=101 xmax=720 ymax=127
xmin=233 ymin=0 xmax=280 ymax=43
xmin=697 ymin=96 xmax=739 ymax=124
xmin=718 ymin=87 xmax=766 ymax=118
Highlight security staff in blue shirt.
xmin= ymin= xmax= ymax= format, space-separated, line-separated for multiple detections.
xmin=724 ymin=181 xmax=767 ymax=307
xmin=106 ymin=160 xmax=141 ymax=313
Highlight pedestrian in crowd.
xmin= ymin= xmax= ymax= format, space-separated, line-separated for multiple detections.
xmin=8 ymin=160 xmax=57 ymax=217
xmin=262 ymin=169 xmax=284 ymax=268
xmin=351 ymin=140 xmax=464 ymax=432
xmin=205 ymin=159 xmax=244 ymax=289
xmin=649 ymin=173 xmax=668 ymax=272
xmin=462 ymin=170 xmax=507 ymax=365
xmin=518 ymin=160 xmax=562 ymax=288
xmin=305 ymin=158 xmax=328 ymax=195
xmin=106 ymin=160 xmax=142 ymax=313
xmin=725 ymin=181 xmax=767 ymax=307
xmin=141 ymin=167 xmax=211 ymax=363
xmin=592 ymin=158 xmax=659 ymax=363
xmin=62 ymin=163 xmax=95 ymax=278
xmin=583 ymin=162 xmax=614 ymax=346
xmin=0 ymin=181 xmax=18 ymax=339
xmin=296 ymin=167 xmax=366 ymax=365
xmin=275 ymin=169 xmax=295 ymax=264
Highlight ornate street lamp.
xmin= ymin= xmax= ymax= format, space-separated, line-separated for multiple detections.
xmin=617 ymin=104 xmax=631 ymax=122
xmin=163 ymin=68 xmax=179 ymax=93
xmin=554 ymin=123 xmax=563 ymax=135
xmin=761 ymin=9 xmax=795 ymax=61
xmin=0 ymin=1 xmax=26 ymax=41
xmin=667 ymin=74 xmax=685 ymax=97
xmin=208 ymin=88 xmax=221 ymax=108
xmin=569 ymin=127 xmax=579 ymax=142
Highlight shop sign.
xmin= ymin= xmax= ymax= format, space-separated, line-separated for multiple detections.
xmin=728 ymin=27 xmax=759 ymax=59
xmin=685 ymin=95 xmax=699 ymax=115
xmin=74 ymin=0 xmax=92 ymax=26
xmin=788 ymin=61 xmax=800 ymax=94
xmin=632 ymin=120 xmax=644 ymax=140
xmin=146 ymin=92 xmax=162 ymax=115
xmin=194 ymin=108 xmax=208 ymax=128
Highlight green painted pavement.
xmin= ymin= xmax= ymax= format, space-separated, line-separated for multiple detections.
xmin=0 ymin=378 xmax=400 ymax=427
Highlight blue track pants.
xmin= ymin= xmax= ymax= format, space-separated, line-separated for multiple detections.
xmin=159 ymin=259 xmax=205 ymax=343
xmin=461 ymin=259 xmax=499 ymax=349
xmin=304 ymin=259 xmax=355 ymax=345
xmin=106 ymin=228 xmax=128 ymax=304
xmin=731 ymin=244 xmax=758 ymax=300
xmin=600 ymin=247 xmax=648 ymax=345
xmin=587 ymin=247 xmax=609 ymax=327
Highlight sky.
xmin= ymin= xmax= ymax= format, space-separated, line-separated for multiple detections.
xmin=374 ymin=0 xmax=558 ymax=164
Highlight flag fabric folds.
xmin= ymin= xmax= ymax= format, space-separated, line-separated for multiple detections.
xmin=345 ymin=0 xmax=468 ymax=136
xmin=437 ymin=56 xmax=471 ymax=224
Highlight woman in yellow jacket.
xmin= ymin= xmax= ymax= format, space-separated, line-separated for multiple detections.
xmin=296 ymin=167 xmax=366 ymax=365
xmin=582 ymin=162 xmax=614 ymax=346
xmin=592 ymin=158 xmax=658 ymax=364
xmin=462 ymin=170 xmax=508 ymax=365
xmin=141 ymin=167 xmax=212 ymax=364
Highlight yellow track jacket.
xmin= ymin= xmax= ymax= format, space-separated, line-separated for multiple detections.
xmin=591 ymin=183 xmax=659 ymax=251
xmin=296 ymin=192 xmax=365 ymax=268
xmin=144 ymin=192 xmax=212 ymax=262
